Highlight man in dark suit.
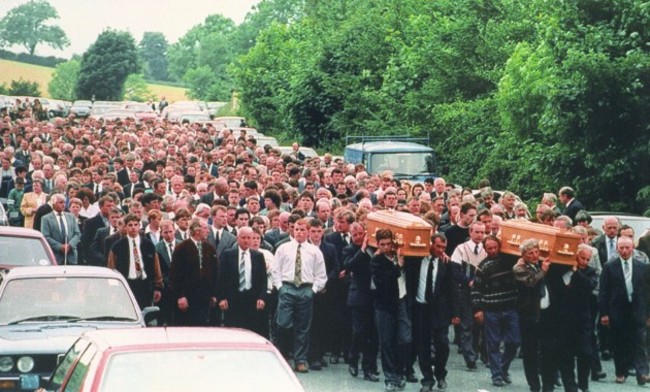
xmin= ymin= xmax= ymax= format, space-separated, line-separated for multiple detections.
xmin=169 ymin=218 xmax=218 ymax=326
xmin=206 ymin=205 xmax=237 ymax=259
xmin=88 ymin=208 xmax=124 ymax=266
xmin=155 ymin=219 xmax=181 ymax=326
xmin=41 ymin=194 xmax=82 ymax=265
xmin=80 ymin=196 xmax=115 ymax=265
xmin=344 ymin=222 xmax=379 ymax=382
xmin=599 ymin=236 xmax=650 ymax=385
xmin=406 ymin=233 xmax=460 ymax=391
xmin=116 ymin=155 xmax=136 ymax=187
xmin=218 ymin=227 xmax=268 ymax=336
xmin=324 ymin=209 xmax=355 ymax=364
xmin=556 ymin=245 xmax=599 ymax=392
xmin=265 ymin=211 xmax=290 ymax=248
xmin=307 ymin=218 xmax=340 ymax=371
xmin=107 ymin=214 xmax=163 ymax=310
xmin=559 ymin=186 xmax=585 ymax=223
xmin=591 ymin=216 xmax=621 ymax=267
xmin=200 ymin=177 xmax=229 ymax=206
xmin=123 ymin=170 xmax=144 ymax=199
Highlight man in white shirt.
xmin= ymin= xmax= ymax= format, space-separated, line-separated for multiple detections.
xmin=273 ymin=219 xmax=327 ymax=373
xmin=450 ymin=221 xmax=487 ymax=370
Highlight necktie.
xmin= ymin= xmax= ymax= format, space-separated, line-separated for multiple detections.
xmin=197 ymin=241 xmax=203 ymax=268
xmin=294 ymin=244 xmax=302 ymax=286
xmin=239 ymin=251 xmax=247 ymax=291
xmin=168 ymin=242 xmax=173 ymax=258
xmin=609 ymin=238 xmax=615 ymax=258
xmin=132 ymin=239 xmax=143 ymax=279
xmin=215 ymin=230 xmax=220 ymax=249
xmin=182 ymin=232 xmax=187 ymax=240
xmin=425 ymin=259 xmax=434 ymax=302
xmin=58 ymin=213 xmax=66 ymax=238
xmin=232 ymin=228 xmax=238 ymax=236
xmin=94 ymin=183 xmax=98 ymax=194
xmin=342 ymin=233 xmax=349 ymax=245
xmin=474 ymin=244 xmax=479 ymax=255
xmin=624 ymin=261 xmax=633 ymax=301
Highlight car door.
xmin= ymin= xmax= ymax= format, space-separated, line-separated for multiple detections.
xmin=48 ymin=338 xmax=97 ymax=392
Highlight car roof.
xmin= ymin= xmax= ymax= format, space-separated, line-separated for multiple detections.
xmin=346 ymin=141 xmax=433 ymax=152
xmin=0 ymin=226 xmax=47 ymax=239
xmin=3 ymin=265 xmax=123 ymax=279
xmin=82 ymin=327 xmax=271 ymax=350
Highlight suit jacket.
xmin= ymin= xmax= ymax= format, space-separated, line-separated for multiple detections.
xmin=555 ymin=266 xmax=598 ymax=330
xmin=116 ymin=168 xmax=130 ymax=187
xmin=370 ymin=253 xmax=402 ymax=313
xmin=104 ymin=233 xmax=123 ymax=260
xmin=562 ymin=198 xmax=585 ymax=222
xmin=80 ymin=213 xmax=108 ymax=265
xmin=319 ymin=241 xmax=340 ymax=285
xmin=169 ymin=239 xmax=218 ymax=304
xmin=405 ymin=256 xmax=460 ymax=328
xmin=19 ymin=191 xmax=47 ymax=229
xmin=41 ymin=211 xmax=81 ymax=264
xmin=217 ymin=247 xmax=268 ymax=304
xmin=591 ymin=234 xmax=613 ymax=268
xmin=89 ymin=226 xmax=112 ymax=266
xmin=155 ymin=239 xmax=181 ymax=289
xmin=123 ymin=182 xmax=145 ymax=198
xmin=206 ymin=227 xmax=237 ymax=259
xmin=343 ymin=243 xmax=374 ymax=306
xmin=264 ymin=227 xmax=288 ymax=248
xmin=324 ymin=231 xmax=350 ymax=264
xmin=599 ymin=257 xmax=650 ymax=328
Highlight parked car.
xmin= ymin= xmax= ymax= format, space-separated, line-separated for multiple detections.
xmin=0 ymin=266 xmax=157 ymax=391
xmin=206 ymin=101 xmax=227 ymax=117
xmin=213 ymin=116 xmax=247 ymax=128
xmin=276 ymin=146 xmax=319 ymax=159
xmin=0 ymin=226 xmax=56 ymax=270
xmin=255 ymin=135 xmax=279 ymax=147
xmin=590 ymin=212 xmax=650 ymax=241
xmin=45 ymin=328 xmax=304 ymax=392
xmin=120 ymin=103 xmax=158 ymax=122
xmin=70 ymin=101 xmax=93 ymax=118
xmin=177 ymin=111 xmax=211 ymax=124
xmin=98 ymin=110 xmax=137 ymax=122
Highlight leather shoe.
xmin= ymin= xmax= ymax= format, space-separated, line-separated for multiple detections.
xmin=329 ymin=355 xmax=340 ymax=364
xmin=637 ymin=375 xmax=650 ymax=385
xmin=466 ymin=361 xmax=477 ymax=370
xmin=591 ymin=371 xmax=606 ymax=381
xmin=348 ymin=366 xmax=358 ymax=377
xmin=493 ymin=379 xmax=506 ymax=387
xmin=364 ymin=372 xmax=380 ymax=382
xmin=405 ymin=373 xmax=418 ymax=383
xmin=437 ymin=378 xmax=448 ymax=389
xmin=294 ymin=363 xmax=309 ymax=373
xmin=503 ymin=375 xmax=512 ymax=384
xmin=309 ymin=361 xmax=322 ymax=371
xmin=601 ymin=350 xmax=612 ymax=361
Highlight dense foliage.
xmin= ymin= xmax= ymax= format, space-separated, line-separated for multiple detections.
xmin=0 ymin=0 xmax=69 ymax=56
xmin=228 ymin=0 xmax=649 ymax=213
xmin=138 ymin=32 xmax=170 ymax=82
xmin=76 ymin=30 xmax=140 ymax=101
xmin=48 ymin=59 xmax=79 ymax=101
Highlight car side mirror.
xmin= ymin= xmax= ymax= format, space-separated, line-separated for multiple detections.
xmin=141 ymin=306 xmax=160 ymax=327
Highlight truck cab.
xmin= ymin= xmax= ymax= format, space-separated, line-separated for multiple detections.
xmin=344 ymin=136 xmax=438 ymax=182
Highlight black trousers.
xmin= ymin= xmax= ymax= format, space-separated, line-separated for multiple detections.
xmin=349 ymin=304 xmax=378 ymax=372
xmin=519 ymin=312 xmax=558 ymax=392
xmin=413 ymin=303 xmax=450 ymax=385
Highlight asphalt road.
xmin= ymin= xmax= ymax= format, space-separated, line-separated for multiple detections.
xmin=295 ymin=341 xmax=641 ymax=392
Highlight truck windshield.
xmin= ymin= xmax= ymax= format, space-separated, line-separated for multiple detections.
xmin=369 ymin=152 xmax=433 ymax=175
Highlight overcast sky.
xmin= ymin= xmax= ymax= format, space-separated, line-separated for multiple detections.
xmin=1 ymin=0 xmax=261 ymax=58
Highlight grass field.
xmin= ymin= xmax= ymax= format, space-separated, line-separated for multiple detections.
xmin=0 ymin=59 xmax=188 ymax=101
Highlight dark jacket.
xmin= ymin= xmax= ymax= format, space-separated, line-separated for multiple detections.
xmin=344 ymin=243 xmax=374 ymax=307
xmin=370 ymin=253 xmax=402 ymax=313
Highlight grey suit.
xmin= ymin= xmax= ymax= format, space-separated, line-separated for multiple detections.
xmin=42 ymin=211 xmax=81 ymax=264
xmin=206 ymin=227 xmax=237 ymax=259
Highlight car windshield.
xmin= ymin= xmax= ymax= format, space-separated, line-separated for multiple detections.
xmin=0 ymin=277 xmax=139 ymax=324
xmin=101 ymin=349 xmax=298 ymax=392
xmin=0 ymin=236 xmax=52 ymax=266
xmin=369 ymin=152 xmax=434 ymax=175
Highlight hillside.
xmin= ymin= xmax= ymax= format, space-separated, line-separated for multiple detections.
xmin=0 ymin=59 xmax=188 ymax=101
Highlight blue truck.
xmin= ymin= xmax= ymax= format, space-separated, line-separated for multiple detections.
xmin=343 ymin=135 xmax=438 ymax=182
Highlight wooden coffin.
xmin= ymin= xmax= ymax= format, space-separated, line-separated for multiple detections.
xmin=367 ymin=210 xmax=433 ymax=256
xmin=500 ymin=220 xmax=581 ymax=265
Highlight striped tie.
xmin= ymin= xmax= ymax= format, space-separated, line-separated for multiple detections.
xmin=239 ymin=251 xmax=247 ymax=291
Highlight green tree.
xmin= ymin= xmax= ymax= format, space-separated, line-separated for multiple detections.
xmin=48 ymin=59 xmax=80 ymax=101
xmin=76 ymin=30 xmax=140 ymax=101
xmin=0 ymin=0 xmax=69 ymax=56
xmin=122 ymin=74 xmax=153 ymax=102
xmin=138 ymin=32 xmax=169 ymax=81
xmin=8 ymin=78 xmax=41 ymax=96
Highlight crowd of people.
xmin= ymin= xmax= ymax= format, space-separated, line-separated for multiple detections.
xmin=1 ymin=110 xmax=650 ymax=392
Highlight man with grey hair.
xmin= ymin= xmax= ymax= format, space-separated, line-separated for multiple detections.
xmin=42 ymin=193 xmax=81 ymax=265
xmin=513 ymin=238 xmax=553 ymax=392
xmin=559 ymin=186 xmax=585 ymax=223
